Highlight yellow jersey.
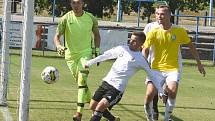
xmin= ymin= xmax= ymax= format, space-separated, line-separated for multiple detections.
xmin=144 ymin=26 xmax=191 ymax=71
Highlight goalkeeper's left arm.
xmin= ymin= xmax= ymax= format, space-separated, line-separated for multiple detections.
xmin=92 ymin=23 xmax=101 ymax=57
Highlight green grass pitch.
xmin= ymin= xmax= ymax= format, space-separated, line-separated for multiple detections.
xmin=1 ymin=50 xmax=215 ymax=121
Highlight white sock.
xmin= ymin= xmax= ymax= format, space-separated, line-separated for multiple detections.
xmin=164 ymin=98 xmax=175 ymax=121
xmin=144 ymin=101 xmax=153 ymax=120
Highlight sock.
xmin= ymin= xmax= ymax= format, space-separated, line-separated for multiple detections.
xmin=152 ymin=94 xmax=159 ymax=113
xmin=144 ymin=102 xmax=153 ymax=120
xmin=77 ymin=103 xmax=84 ymax=113
xmin=103 ymin=109 xmax=115 ymax=121
xmin=164 ymin=98 xmax=176 ymax=120
xmin=90 ymin=111 xmax=103 ymax=121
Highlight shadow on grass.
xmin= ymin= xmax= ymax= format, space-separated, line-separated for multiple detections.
xmin=8 ymin=99 xmax=215 ymax=110
xmin=8 ymin=99 xmax=76 ymax=104
xmin=116 ymin=104 xmax=145 ymax=119
xmin=160 ymin=112 xmax=183 ymax=121
xmin=159 ymin=105 xmax=215 ymax=111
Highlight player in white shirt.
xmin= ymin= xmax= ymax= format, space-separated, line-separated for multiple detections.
xmin=85 ymin=31 xmax=167 ymax=121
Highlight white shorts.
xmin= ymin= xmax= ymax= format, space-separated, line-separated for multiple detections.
xmin=146 ymin=70 xmax=181 ymax=85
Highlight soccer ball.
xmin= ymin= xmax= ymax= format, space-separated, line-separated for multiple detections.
xmin=41 ymin=66 xmax=59 ymax=84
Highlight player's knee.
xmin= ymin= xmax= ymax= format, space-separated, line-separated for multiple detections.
xmin=167 ymin=89 xmax=177 ymax=99
xmin=96 ymin=99 xmax=109 ymax=111
xmin=89 ymin=104 xmax=96 ymax=110
xmin=145 ymin=93 xmax=154 ymax=103
xmin=78 ymin=70 xmax=89 ymax=86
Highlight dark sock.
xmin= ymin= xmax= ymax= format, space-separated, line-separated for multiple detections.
xmin=153 ymin=94 xmax=159 ymax=113
xmin=90 ymin=111 xmax=103 ymax=121
xmin=103 ymin=109 xmax=115 ymax=121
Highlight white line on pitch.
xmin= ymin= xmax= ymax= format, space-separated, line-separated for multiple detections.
xmin=0 ymin=107 xmax=13 ymax=121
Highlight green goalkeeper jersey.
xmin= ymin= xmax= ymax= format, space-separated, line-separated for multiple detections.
xmin=56 ymin=11 xmax=98 ymax=60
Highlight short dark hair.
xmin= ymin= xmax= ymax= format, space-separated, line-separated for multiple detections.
xmin=132 ymin=31 xmax=146 ymax=44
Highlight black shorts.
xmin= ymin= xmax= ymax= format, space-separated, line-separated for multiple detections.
xmin=92 ymin=81 xmax=123 ymax=109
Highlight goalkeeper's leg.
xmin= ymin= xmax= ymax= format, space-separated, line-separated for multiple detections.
xmin=66 ymin=59 xmax=91 ymax=121
xmin=73 ymin=70 xmax=91 ymax=120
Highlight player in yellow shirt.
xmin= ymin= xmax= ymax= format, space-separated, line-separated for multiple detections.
xmin=54 ymin=0 xmax=100 ymax=120
xmin=142 ymin=5 xmax=206 ymax=121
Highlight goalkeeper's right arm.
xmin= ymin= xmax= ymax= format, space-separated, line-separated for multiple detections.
xmin=54 ymin=33 xmax=67 ymax=56
xmin=54 ymin=32 xmax=61 ymax=47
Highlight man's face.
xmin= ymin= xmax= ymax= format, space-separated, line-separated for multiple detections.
xmin=71 ymin=0 xmax=83 ymax=14
xmin=155 ymin=7 xmax=171 ymax=24
xmin=129 ymin=35 xmax=142 ymax=51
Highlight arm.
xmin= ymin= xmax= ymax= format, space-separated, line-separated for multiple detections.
xmin=85 ymin=52 xmax=116 ymax=67
xmin=85 ymin=47 xmax=119 ymax=67
xmin=93 ymin=27 xmax=101 ymax=49
xmin=142 ymin=47 xmax=149 ymax=58
xmin=187 ymin=42 xmax=206 ymax=76
xmin=54 ymin=32 xmax=62 ymax=47
xmin=54 ymin=32 xmax=66 ymax=56
xmin=140 ymin=57 xmax=164 ymax=96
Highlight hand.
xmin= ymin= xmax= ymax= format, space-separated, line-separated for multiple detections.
xmin=95 ymin=48 xmax=100 ymax=57
xmin=94 ymin=48 xmax=100 ymax=66
xmin=85 ymin=65 xmax=89 ymax=69
xmin=57 ymin=45 xmax=67 ymax=56
xmin=159 ymin=93 xmax=168 ymax=104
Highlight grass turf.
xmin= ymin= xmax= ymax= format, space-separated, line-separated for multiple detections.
xmin=1 ymin=50 xmax=215 ymax=121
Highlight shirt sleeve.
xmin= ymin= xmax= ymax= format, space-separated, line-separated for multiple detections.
xmin=180 ymin=28 xmax=191 ymax=44
xmin=143 ymin=31 xmax=155 ymax=48
xmin=86 ymin=46 xmax=120 ymax=67
xmin=86 ymin=12 xmax=98 ymax=31
xmin=143 ymin=24 xmax=151 ymax=34
xmin=56 ymin=14 xmax=67 ymax=35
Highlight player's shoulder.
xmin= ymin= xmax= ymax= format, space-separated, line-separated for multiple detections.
xmin=145 ymin=22 xmax=159 ymax=29
xmin=114 ymin=45 xmax=129 ymax=52
xmin=145 ymin=22 xmax=159 ymax=27
xmin=117 ymin=45 xmax=127 ymax=49
xmin=147 ymin=27 xmax=160 ymax=34
xmin=84 ymin=11 xmax=96 ymax=19
xmin=84 ymin=11 xmax=93 ymax=16
xmin=171 ymin=24 xmax=187 ymax=30
xmin=60 ymin=11 xmax=73 ymax=20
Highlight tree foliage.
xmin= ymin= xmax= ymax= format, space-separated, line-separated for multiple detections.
xmin=34 ymin=0 xmax=210 ymax=19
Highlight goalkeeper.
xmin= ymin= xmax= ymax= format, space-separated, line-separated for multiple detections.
xmin=53 ymin=0 xmax=101 ymax=121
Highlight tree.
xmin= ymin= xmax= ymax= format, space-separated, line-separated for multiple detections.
xmin=166 ymin=0 xmax=209 ymax=23
xmin=33 ymin=0 xmax=209 ymax=19
xmin=85 ymin=0 xmax=116 ymax=18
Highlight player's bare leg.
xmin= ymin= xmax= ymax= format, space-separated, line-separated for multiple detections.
xmin=90 ymin=98 xmax=109 ymax=121
xmin=144 ymin=82 xmax=156 ymax=121
xmin=164 ymin=81 xmax=178 ymax=121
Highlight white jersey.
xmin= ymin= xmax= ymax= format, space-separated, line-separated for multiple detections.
xmin=143 ymin=22 xmax=160 ymax=64
xmin=86 ymin=45 xmax=164 ymax=95
xmin=143 ymin=22 xmax=159 ymax=34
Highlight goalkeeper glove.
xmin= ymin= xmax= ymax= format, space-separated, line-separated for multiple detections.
xmin=56 ymin=45 xmax=67 ymax=56
xmin=94 ymin=48 xmax=100 ymax=66
xmin=95 ymin=48 xmax=100 ymax=57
